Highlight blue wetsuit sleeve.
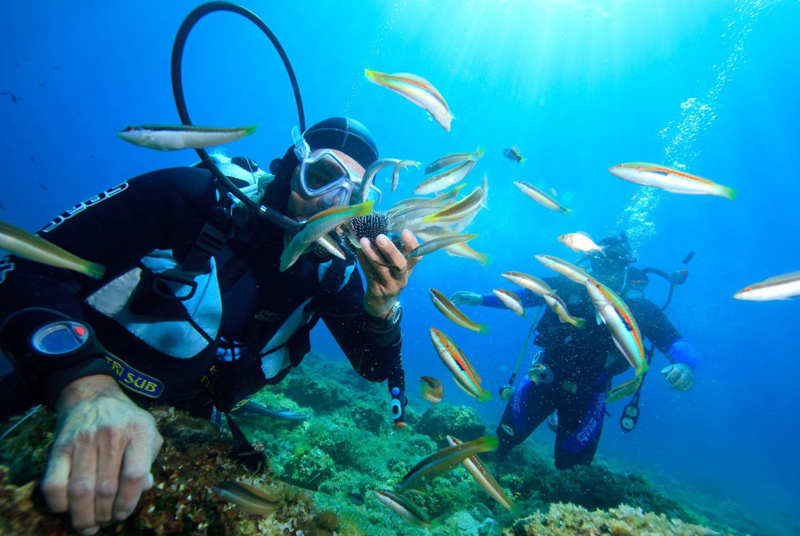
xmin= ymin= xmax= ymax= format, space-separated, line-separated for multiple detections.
xmin=667 ymin=339 xmax=699 ymax=370
xmin=481 ymin=287 xmax=543 ymax=309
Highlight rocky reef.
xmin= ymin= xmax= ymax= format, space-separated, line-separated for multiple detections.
xmin=0 ymin=353 xmax=751 ymax=535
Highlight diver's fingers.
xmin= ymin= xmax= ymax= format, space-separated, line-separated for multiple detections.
xmin=356 ymin=238 xmax=385 ymax=276
xmin=374 ymin=235 xmax=408 ymax=277
xmin=42 ymin=441 xmax=73 ymax=513
xmin=400 ymin=230 xmax=421 ymax=272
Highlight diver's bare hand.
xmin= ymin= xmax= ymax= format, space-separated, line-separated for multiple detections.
xmin=358 ymin=229 xmax=420 ymax=318
xmin=45 ymin=375 xmax=162 ymax=535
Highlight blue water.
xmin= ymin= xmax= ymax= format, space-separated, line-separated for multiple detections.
xmin=1 ymin=0 xmax=798 ymax=532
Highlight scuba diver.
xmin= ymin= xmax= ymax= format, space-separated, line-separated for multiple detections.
xmin=0 ymin=116 xmax=419 ymax=533
xmin=450 ymin=233 xmax=698 ymax=469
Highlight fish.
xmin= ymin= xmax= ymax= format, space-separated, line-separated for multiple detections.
xmin=399 ymin=435 xmax=499 ymax=490
xmin=501 ymin=424 xmax=515 ymax=436
xmin=406 ymin=232 xmax=477 ymax=258
xmin=373 ymin=489 xmax=431 ymax=528
xmin=446 ymin=436 xmax=514 ymax=512
xmin=528 ymin=364 xmax=549 ymax=384
xmin=392 ymin=160 xmax=421 ymax=192
xmin=492 ymin=289 xmax=525 ymax=316
xmin=585 ymin=278 xmax=647 ymax=402
xmin=0 ymin=204 xmax=5 ymax=211
xmin=414 ymin=159 xmax=477 ymax=196
xmin=359 ymin=158 xmax=401 ymax=203
xmin=503 ymin=146 xmax=525 ymax=164
xmin=0 ymin=219 xmax=105 ymax=279
xmin=280 ymin=201 xmax=374 ymax=271
xmin=364 ymin=69 xmax=453 ymax=131
xmin=212 ymin=480 xmax=281 ymax=516
xmin=535 ymin=254 xmax=591 ymax=285
xmin=429 ymin=288 xmax=489 ymax=334
xmin=415 ymin=227 xmax=489 ymax=266
xmin=424 ymin=146 xmax=485 ymax=174
xmin=429 ymin=327 xmax=492 ymax=402
xmin=116 ymin=124 xmax=257 ymax=151
xmin=608 ymin=163 xmax=737 ymax=199
xmin=733 ymin=272 xmax=800 ymax=301
xmin=421 ymin=178 xmax=487 ymax=224
xmin=543 ymin=293 xmax=585 ymax=328
xmin=513 ymin=180 xmax=571 ymax=214
xmin=558 ymin=232 xmax=604 ymax=256
xmin=501 ymin=271 xmax=553 ymax=297
xmin=238 ymin=401 xmax=309 ymax=421
xmin=418 ymin=376 xmax=444 ymax=404
xmin=38 ymin=182 xmax=47 ymax=191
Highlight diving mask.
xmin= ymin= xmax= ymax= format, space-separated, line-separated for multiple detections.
xmin=291 ymin=127 xmax=382 ymax=210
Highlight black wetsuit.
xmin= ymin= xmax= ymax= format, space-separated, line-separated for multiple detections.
xmin=0 ymin=167 xmax=405 ymax=418
xmin=482 ymin=276 xmax=695 ymax=469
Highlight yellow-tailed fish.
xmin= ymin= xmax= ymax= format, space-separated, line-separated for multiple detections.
xmin=422 ymin=175 xmax=488 ymax=223
xmin=419 ymin=376 xmax=444 ymax=404
xmin=608 ymin=163 xmax=737 ymax=199
xmin=0 ymin=219 xmax=105 ymax=279
xmin=280 ymin=201 xmax=374 ymax=271
xmin=492 ymin=289 xmax=525 ymax=316
xmin=425 ymin=146 xmax=485 ymax=174
xmin=446 ymin=436 xmax=514 ymax=512
xmin=407 ymin=233 xmax=477 ymax=258
xmin=392 ymin=160 xmax=421 ymax=193
xmin=535 ymin=254 xmax=591 ymax=285
xmin=399 ymin=435 xmax=499 ymax=490
xmin=503 ymin=147 xmax=525 ymax=164
xmin=501 ymin=271 xmax=553 ymax=297
xmin=558 ymin=232 xmax=604 ymax=256
xmin=585 ymin=277 xmax=647 ymax=402
xmin=360 ymin=158 xmax=401 ymax=203
xmin=543 ymin=293 xmax=585 ymax=328
xmin=429 ymin=288 xmax=489 ymax=334
xmin=365 ymin=69 xmax=453 ymax=131
xmin=314 ymin=233 xmax=346 ymax=260
xmin=415 ymin=227 xmax=489 ymax=266
xmin=734 ymin=272 xmax=800 ymax=301
xmin=414 ymin=159 xmax=477 ymax=196
xmin=528 ymin=364 xmax=549 ymax=384
xmin=212 ymin=480 xmax=281 ymax=516
xmin=373 ymin=489 xmax=431 ymax=528
xmin=117 ymin=124 xmax=256 ymax=151
xmin=513 ymin=180 xmax=571 ymax=214
xmin=429 ymin=327 xmax=492 ymax=402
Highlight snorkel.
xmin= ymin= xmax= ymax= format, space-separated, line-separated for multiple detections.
xmin=171 ymin=2 xmax=304 ymax=233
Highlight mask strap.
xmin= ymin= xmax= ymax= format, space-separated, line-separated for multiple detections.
xmin=291 ymin=126 xmax=311 ymax=161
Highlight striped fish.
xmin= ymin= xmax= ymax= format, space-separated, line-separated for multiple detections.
xmin=365 ymin=69 xmax=453 ymax=131
xmin=429 ymin=288 xmax=489 ymax=334
xmin=733 ymin=271 xmax=800 ymax=301
xmin=419 ymin=376 xmax=444 ymax=404
xmin=373 ymin=489 xmax=431 ymax=527
xmin=425 ymin=146 xmax=485 ymax=174
xmin=429 ymin=327 xmax=492 ymax=402
xmin=585 ymin=277 xmax=647 ymax=402
xmin=280 ymin=201 xmax=373 ymax=271
xmin=492 ymin=289 xmax=525 ymax=316
xmin=535 ymin=254 xmax=591 ymax=285
xmin=513 ymin=180 xmax=571 ymax=214
xmin=399 ymin=435 xmax=499 ymax=490
xmin=422 ymin=174 xmax=488 ymax=224
xmin=416 ymin=227 xmax=489 ymax=266
xmin=543 ymin=293 xmax=585 ymax=328
xmin=446 ymin=435 xmax=514 ymax=512
xmin=117 ymin=124 xmax=256 ymax=151
xmin=406 ymin=232 xmax=478 ymax=258
xmin=0 ymin=219 xmax=105 ymax=279
xmin=212 ymin=480 xmax=281 ymax=516
xmin=609 ymin=163 xmax=737 ymax=199
xmin=501 ymin=271 xmax=553 ymax=297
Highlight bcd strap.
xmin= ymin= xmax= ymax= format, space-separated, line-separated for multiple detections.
xmin=177 ymin=217 xmax=230 ymax=275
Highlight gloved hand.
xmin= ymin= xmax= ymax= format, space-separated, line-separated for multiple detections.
xmin=449 ymin=291 xmax=483 ymax=306
xmin=661 ymin=363 xmax=695 ymax=391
